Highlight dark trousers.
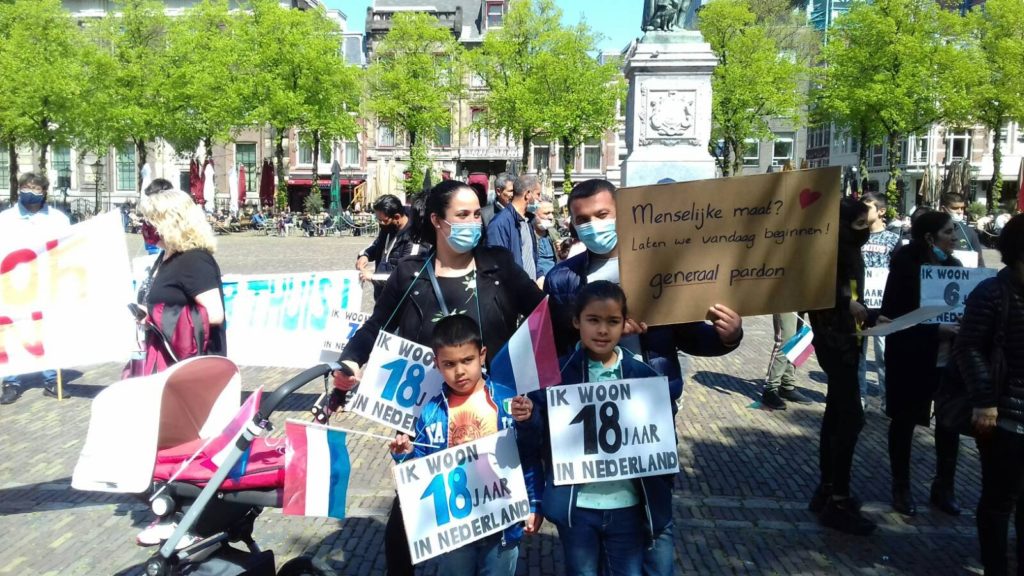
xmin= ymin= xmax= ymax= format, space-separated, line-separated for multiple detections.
xmin=385 ymin=495 xmax=413 ymax=576
xmin=977 ymin=428 xmax=1024 ymax=576
xmin=816 ymin=347 xmax=865 ymax=497
xmin=888 ymin=417 xmax=960 ymax=489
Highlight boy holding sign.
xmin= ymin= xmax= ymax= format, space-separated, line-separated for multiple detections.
xmin=390 ymin=314 xmax=541 ymax=575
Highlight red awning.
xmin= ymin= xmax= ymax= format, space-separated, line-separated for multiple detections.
xmin=287 ymin=178 xmax=366 ymax=187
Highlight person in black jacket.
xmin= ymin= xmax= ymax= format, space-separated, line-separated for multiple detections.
xmin=955 ymin=213 xmax=1024 ymax=575
xmin=355 ymin=194 xmax=425 ymax=299
xmin=880 ymin=210 xmax=963 ymax=517
xmin=333 ymin=180 xmax=546 ymax=576
xmin=807 ymin=197 xmax=876 ymax=535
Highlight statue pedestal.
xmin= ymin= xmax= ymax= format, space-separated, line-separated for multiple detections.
xmin=621 ymin=31 xmax=718 ymax=186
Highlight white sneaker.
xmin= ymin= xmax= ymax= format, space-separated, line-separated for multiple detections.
xmin=136 ymin=518 xmax=177 ymax=546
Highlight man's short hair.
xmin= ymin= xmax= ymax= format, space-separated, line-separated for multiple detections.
xmin=567 ymin=179 xmax=616 ymax=215
xmin=861 ymin=192 xmax=887 ymax=211
xmin=144 ymin=178 xmax=175 ymax=196
xmin=373 ymin=194 xmax=404 ymax=218
xmin=998 ymin=214 xmax=1024 ymax=267
xmin=18 ymin=172 xmax=49 ymax=192
xmin=430 ymin=314 xmax=483 ymax=352
xmin=494 ymin=172 xmax=513 ymax=192
xmin=513 ymin=174 xmax=539 ymax=199
xmin=941 ymin=192 xmax=965 ymax=206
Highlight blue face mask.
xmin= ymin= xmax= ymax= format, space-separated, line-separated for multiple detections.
xmin=527 ymin=202 xmax=540 ymax=213
xmin=18 ymin=189 xmax=44 ymax=208
xmin=444 ymin=221 xmax=482 ymax=254
xmin=932 ymin=246 xmax=949 ymax=262
xmin=575 ymin=218 xmax=617 ymax=255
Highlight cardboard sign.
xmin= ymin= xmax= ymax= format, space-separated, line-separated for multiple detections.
xmin=920 ymin=265 xmax=996 ymax=324
xmin=222 ymin=271 xmax=361 ymax=368
xmin=953 ymin=250 xmax=979 ymax=269
xmin=616 ymin=167 xmax=841 ymax=325
xmin=547 ymin=377 xmax=679 ymax=486
xmin=394 ymin=429 xmax=530 ymax=564
xmin=347 ymin=331 xmax=445 ymax=435
xmin=863 ymin=267 xmax=889 ymax=310
xmin=319 ymin=309 xmax=371 ymax=362
xmin=0 ymin=212 xmax=136 ymax=377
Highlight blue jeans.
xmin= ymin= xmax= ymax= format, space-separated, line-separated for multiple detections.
xmin=555 ymin=505 xmax=645 ymax=576
xmin=857 ymin=335 xmax=886 ymax=400
xmin=437 ymin=532 xmax=517 ymax=576
xmin=643 ymin=522 xmax=675 ymax=576
xmin=3 ymin=369 xmax=58 ymax=387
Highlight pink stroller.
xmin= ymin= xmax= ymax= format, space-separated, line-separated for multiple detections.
xmin=73 ymin=356 xmax=340 ymax=576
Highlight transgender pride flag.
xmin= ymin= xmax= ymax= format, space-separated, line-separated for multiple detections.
xmin=782 ymin=324 xmax=815 ymax=367
xmin=489 ymin=297 xmax=560 ymax=395
xmin=283 ymin=421 xmax=351 ymax=519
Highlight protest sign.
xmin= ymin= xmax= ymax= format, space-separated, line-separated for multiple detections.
xmin=0 ymin=212 xmax=135 ymax=378
xmin=319 ymin=309 xmax=371 ymax=363
xmin=858 ymin=306 xmax=956 ymax=337
xmin=953 ymin=250 xmax=979 ymax=269
xmin=920 ymin=265 xmax=996 ymax=324
xmin=863 ymin=267 xmax=889 ymax=310
xmin=222 ymin=271 xmax=361 ymax=368
xmin=615 ymin=167 xmax=841 ymax=325
xmin=394 ymin=429 xmax=530 ymax=564
xmin=346 ymin=331 xmax=445 ymax=435
xmin=547 ymin=377 xmax=679 ymax=486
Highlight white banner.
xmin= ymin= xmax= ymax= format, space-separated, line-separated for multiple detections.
xmin=953 ymin=249 xmax=979 ymax=269
xmin=222 ymin=271 xmax=361 ymax=368
xmin=346 ymin=331 xmax=445 ymax=435
xmin=0 ymin=212 xmax=135 ymax=377
xmin=920 ymin=265 xmax=996 ymax=324
xmin=394 ymin=429 xmax=530 ymax=564
xmin=547 ymin=377 xmax=679 ymax=486
xmin=319 ymin=309 xmax=371 ymax=363
xmin=863 ymin=267 xmax=889 ymax=310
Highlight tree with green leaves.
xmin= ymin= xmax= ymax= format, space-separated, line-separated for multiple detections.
xmin=967 ymin=0 xmax=1024 ymax=212
xmin=699 ymin=0 xmax=805 ymax=177
xmin=468 ymin=0 xmax=564 ymax=168
xmin=0 ymin=0 xmax=88 ymax=198
xmin=818 ymin=0 xmax=982 ymax=216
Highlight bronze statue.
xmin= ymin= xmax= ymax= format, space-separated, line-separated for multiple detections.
xmin=642 ymin=0 xmax=698 ymax=32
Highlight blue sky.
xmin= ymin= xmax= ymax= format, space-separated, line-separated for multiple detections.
xmin=321 ymin=0 xmax=642 ymax=53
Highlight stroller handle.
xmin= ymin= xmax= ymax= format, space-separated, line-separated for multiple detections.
xmin=258 ymin=362 xmax=340 ymax=419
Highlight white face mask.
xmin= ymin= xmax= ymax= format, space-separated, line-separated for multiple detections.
xmin=950 ymin=212 xmax=964 ymax=223
xmin=535 ymin=217 xmax=553 ymax=231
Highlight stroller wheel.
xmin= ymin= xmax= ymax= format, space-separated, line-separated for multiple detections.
xmin=277 ymin=556 xmax=324 ymax=576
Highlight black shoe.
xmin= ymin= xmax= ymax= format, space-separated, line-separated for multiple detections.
xmin=892 ymin=485 xmax=917 ymax=516
xmin=819 ymin=497 xmax=877 ymax=535
xmin=43 ymin=382 xmax=67 ymax=398
xmin=0 ymin=384 xmax=22 ymax=405
xmin=761 ymin=389 xmax=786 ymax=410
xmin=810 ymin=484 xmax=863 ymax=514
xmin=930 ymin=483 xmax=961 ymax=516
xmin=779 ymin=387 xmax=813 ymax=404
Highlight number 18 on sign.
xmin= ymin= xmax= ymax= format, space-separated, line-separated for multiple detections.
xmin=547 ymin=377 xmax=679 ymax=486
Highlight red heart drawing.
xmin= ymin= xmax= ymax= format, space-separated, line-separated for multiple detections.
xmin=799 ymin=188 xmax=822 ymax=209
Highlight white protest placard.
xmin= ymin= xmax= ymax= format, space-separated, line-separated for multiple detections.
xmin=953 ymin=250 xmax=979 ymax=269
xmin=346 ymin=331 xmax=445 ymax=435
xmin=547 ymin=377 xmax=679 ymax=486
xmin=859 ymin=305 xmax=956 ymax=337
xmin=0 ymin=211 xmax=136 ymax=377
xmin=863 ymin=267 xmax=889 ymax=310
xmin=920 ymin=265 xmax=996 ymax=324
xmin=394 ymin=429 xmax=530 ymax=564
xmin=319 ymin=309 xmax=371 ymax=362
xmin=221 ymin=271 xmax=361 ymax=368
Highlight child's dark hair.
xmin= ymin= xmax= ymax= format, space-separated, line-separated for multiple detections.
xmin=430 ymin=314 xmax=483 ymax=352
xmin=574 ymin=280 xmax=628 ymax=318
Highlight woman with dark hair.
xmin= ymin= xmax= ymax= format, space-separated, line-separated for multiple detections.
xmin=955 ymin=213 xmax=1024 ymax=575
xmin=881 ymin=210 xmax=962 ymax=517
xmin=807 ymin=197 xmax=876 ymax=535
xmin=333 ymin=179 xmax=545 ymax=576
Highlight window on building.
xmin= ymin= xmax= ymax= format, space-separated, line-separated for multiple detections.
xmin=470 ymin=73 xmax=486 ymax=88
xmin=850 ymin=137 xmax=859 ymax=154
xmin=742 ymin=140 xmax=760 ymax=167
xmin=52 ymin=145 xmax=72 ymax=190
xmin=559 ymin=142 xmax=574 ymax=170
xmin=486 ymin=1 xmax=505 ymax=28
xmin=911 ymin=135 xmax=929 ymax=165
xmin=946 ymin=129 xmax=971 ymax=162
xmin=298 ymin=137 xmax=330 ymax=165
xmin=871 ymin=144 xmax=884 ymax=167
xmin=236 ymin=143 xmax=257 ymax=191
xmin=583 ymin=138 xmax=601 ymax=171
xmin=0 ymin=143 xmax=8 ymax=190
xmin=378 ymin=124 xmax=396 ymax=148
xmin=117 ymin=144 xmax=135 ymax=191
xmin=179 ymin=171 xmax=190 ymax=195
xmin=344 ymin=139 xmax=360 ymax=167
xmin=772 ymin=133 xmax=794 ymax=166
xmin=470 ymin=109 xmax=488 ymax=147
xmin=532 ymin=142 xmax=550 ymax=172
xmin=1000 ymin=122 xmax=1011 ymax=145
xmin=434 ymin=125 xmax=452 ymax=148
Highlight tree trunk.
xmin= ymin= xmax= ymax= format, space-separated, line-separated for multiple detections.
xmin=275 ymin=128 xmax=287 ymax=212
xmin=37 ymin=141 xmax=49 ymax=180
xmin=885 ymin=131 xmax=901 ymax=219
xmin=135 ymin=139 xmax=148 ymax=197
xmin=311 ymin=130 xmax=320 ymax=191
xmin=203 ymin=137 xmax=213 ymax=166
xmin=729 ymin=137 xmax=742 ymax=177
xmin=561 ymin=137 xmax=574 ymax=194
xmin=990 ymin=121 xmax=1003 ymax=214
xmin=521 ymin=131 xmax=531 ymax=170
xmin=857 ymin=126 xmax=869 ymax=194
xmin=9 ymin=142 xmax=18 ymax=203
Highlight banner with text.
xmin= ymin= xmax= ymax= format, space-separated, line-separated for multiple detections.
xmin=222 ymin=271 xmax=361 ymax=368
xmin=0 ymin=212 xmax=135 ymax=377
xmin=319 ymin=309 xmax=370 ymax=363
xmin=863 ymin=267 xmax=889 ymax=310
xmin=920 ymin=265 xmax=996 ymax=324
xmin=547 ymin=377 xmax=679 ymax=486
xmin=394 ymin=429 xmax=530 ymax=564
xmin=346 ymin=331 xmax=446 ymax=435
xmin=616 ymin=167 xmax=841 ymax=325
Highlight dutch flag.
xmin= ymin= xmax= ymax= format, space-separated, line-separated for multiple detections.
xmin=489 ymin=297 xmax=561 ymax=395
xmin=782 ymin=324 xmax=815 ymax=367
xmin=283 ymin=421 xmax=351 ymax=519
xmin=208 ymin=387 xmax=262 ymax=480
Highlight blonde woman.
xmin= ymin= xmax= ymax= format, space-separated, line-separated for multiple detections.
xmin=137 ymin=181 xmax=226 ymax=375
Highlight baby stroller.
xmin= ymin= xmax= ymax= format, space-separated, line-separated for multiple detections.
xmin=73 ymin=356 xmax=341 ymax=576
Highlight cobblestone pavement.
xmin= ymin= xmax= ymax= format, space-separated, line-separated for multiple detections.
xmin=0 ymin=233 xmax=1001 ymax=575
